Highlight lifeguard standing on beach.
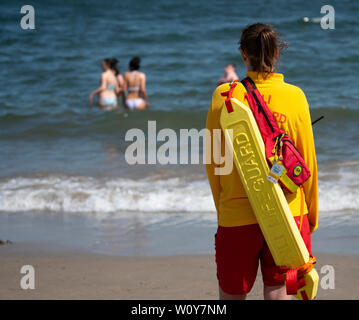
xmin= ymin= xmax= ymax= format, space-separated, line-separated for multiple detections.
xmin=206 ymin=23 xmax=318 ymax=300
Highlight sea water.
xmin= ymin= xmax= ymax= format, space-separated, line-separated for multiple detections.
xmin=1 ymin=0 xmax=359 ymax=255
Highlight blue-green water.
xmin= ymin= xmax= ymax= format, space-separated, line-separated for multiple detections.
xmin=0 ymin=0 xmax=359 ymax=255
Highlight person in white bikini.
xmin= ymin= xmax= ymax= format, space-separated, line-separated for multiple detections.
xmin=123 ymin=57 xmax=149 ymax=110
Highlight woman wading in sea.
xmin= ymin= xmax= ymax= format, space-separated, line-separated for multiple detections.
xmin=123 ymin=57 xmax=149 ymax=110
xmin=89 ymin=58 xmax=121 ymax=110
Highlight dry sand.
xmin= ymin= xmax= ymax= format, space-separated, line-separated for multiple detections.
xmin=0 ymin=242 xmax=357 ymax=300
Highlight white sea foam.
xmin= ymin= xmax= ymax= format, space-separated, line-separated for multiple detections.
xmin=0 ymin=175 xmax=215 ymax=215
xmin=0 ymin=164 xmax=358 ymax=220
xmin=302 ymin=17 xmax=322 ymax=23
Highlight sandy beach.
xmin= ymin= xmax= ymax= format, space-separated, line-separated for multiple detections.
xmin=0 ymin=242 xmax=357 ymax=300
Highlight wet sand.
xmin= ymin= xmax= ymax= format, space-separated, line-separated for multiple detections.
xmin=0 ymin=242 xmax=357 ymax=300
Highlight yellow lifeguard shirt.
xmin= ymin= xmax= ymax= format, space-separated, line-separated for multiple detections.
xmin=205 ymin=71 xmax=318 ymax=233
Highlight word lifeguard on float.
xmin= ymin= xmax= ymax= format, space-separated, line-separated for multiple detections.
xmin=124 ymin=121 xmax=233 ymax=174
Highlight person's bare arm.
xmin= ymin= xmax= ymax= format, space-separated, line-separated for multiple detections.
xmin=117 ymin=74 xmax=124 ymax=93
xmin=140 ymin=73 xmax=149 ymax=108
xmin=119 ymin=73 xmax=128 ymax=108
xmin=217 ymin=74 xmax=227 ymax=86
xmin=122 ymin=73 xmax=128 ymax=93
xmin=89 ymin=73 xmax=106 ymax=104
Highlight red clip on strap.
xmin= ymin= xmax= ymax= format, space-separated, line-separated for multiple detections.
xmin=274 ymin=256 xmax=316 ymax=298
xmin=285 ymin=268 xmax=307 ymax=297
xmin=220 ymin=82 xmax=238 ymax=113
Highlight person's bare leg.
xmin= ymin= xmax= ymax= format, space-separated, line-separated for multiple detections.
xmin=263 ymin=285 xmax=292 ymax=300
xmin=219 ymin=286 xmax=246 ymax=300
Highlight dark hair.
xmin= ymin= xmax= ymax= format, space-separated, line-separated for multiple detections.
xmin=129 ymin=57 xmax=141 ymax=71
xmin=103 ymin=58 xmax=120 ymax=76
xmin=239 ymin=23 xmax=288 ymax=77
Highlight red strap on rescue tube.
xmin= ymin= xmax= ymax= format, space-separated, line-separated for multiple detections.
xmin=220 ymin=82 xmax=238 ymax=113
xmin=300 ymin=290 xmax=309 ymax=300
xmin=286 ymin=268 xmax=298 ymax=295
xmin=285 ymin=268 xmax=307 ymax=296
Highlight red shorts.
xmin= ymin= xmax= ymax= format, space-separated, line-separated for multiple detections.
xmin=215 ymin=215 xmax=312 ymax=295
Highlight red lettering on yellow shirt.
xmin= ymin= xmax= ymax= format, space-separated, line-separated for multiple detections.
xmin=244 ymin=93 xmax=272 ymax=104
xmin=273 ymin=112 xmax=287 ymax=124
xmin=243 ymin=92 xmax=286 ymax=124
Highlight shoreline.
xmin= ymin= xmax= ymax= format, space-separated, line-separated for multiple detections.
xmin=1 ymin=211 xmax=358 ymax=257
xmin=0 ymin=242 xmax=358 ymax=299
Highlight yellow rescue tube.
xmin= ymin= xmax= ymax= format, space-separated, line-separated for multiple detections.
xmin=220 ymin=96 xmax=319 ymax=300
